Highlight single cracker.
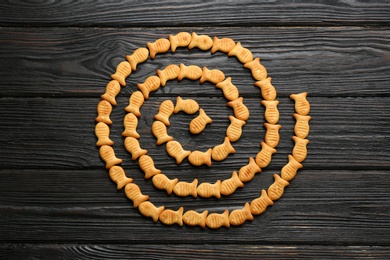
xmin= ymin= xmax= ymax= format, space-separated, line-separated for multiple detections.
xmin=137 ymin=75 xmax=161 ymax=99
xmin=244 ymin=57 xmax=267 ymax=81
xmin=227 ymin=97 xmax=250 ymax=121
xmin=169 ymin=32 xmax=192 ymax=52
xmin=124 ymin=137 xmax=148 ymax=160
xmin=188 ymin=148 xmax=212 ymax=167
xmin=229 ymin=202 xmax=253 ymax=226
xmin=255 ymin=141 xmax=277 ymax=168
xmin=212 ymin=136 xmax=236 ymax=161
xmin=254 ymin=77 xmax=277 ymax=101
xmin=157 ymin=64 xmax=180 ymax=86
xmin=211 ymin=36 xmax=235 ymax=54
xmin=215 ymin=77 xmax=239 ymax=101
xmin=147 ymin=38 xmax=170 ymax=59
xmin=95 ymin=122 xmax=114 ymax=146
xmin=264 ymin=123 xmax=282 ymax=148
xmin=206 ymin=209 xmax=230 ymax=229
xmin=228 ymin=42 xmax=253 ymax=64
xmin=152 ymin=173 xmax=179 ymax=195
xmin=220 ymin=171 xmax=244 ymax=196
xmin=152 ymin=120 xmax=173 ymax=145
xmin=154 ymin=100 xmax=174 ymax=126
xmin=261 ymin=100 xmax=280 ymax=124
xmin=173 ymin=179 xmax=198 ymax=198
xmin=159 ymin=207 xmax=184 ymax=226
xmin=293 ymin=113 xmax=311 ymax=139
xmin=139 ymin=154 xmax=161 ymax=179
xmin=124 ymin=183 xmax=149 ymax=208
xmin=124 ymin=91 xmax=144 ymax=117
xmin=197 ymin=180 xmax=221 ymax=198
xmin=188 ymin=32 xmax=213 ymax=51
xmin=189 ymin=108 xmax=212 ymax=134
xmin=111 ymin=61 xmax=131 ymax=86
xmin=177 ymin=63 xmax=202 ymax=81
xmin=138 ymin=201 xmax=165 ymax=223
xmin=183 ymin=210 xmax=208 ymax=228
xmin=101 ymin=80 xmax=121 ymax=106
xmin=226 ymin=115 xmax=246 ymax=142
xmin=238 ymin=157 xmax=261 ymax=183
xmin=108 ymin=166 xmax=133 ymax=190
xmin=268 ymin=174 xmax=289 ymax=201
xmin=292 ymin=136 xmax=310 ymax=163
xmin=126 ymin=47 xmax=149 ymax=71
xmin=99 ymin=145 xmax=122 ymax=169
xmin=250 ymin=189 xmax=274 ymax=215
xmin=122 ymin=113 xmax=140 ymax=138
xmin=290 ymin=92 xmax=310 ymax=116
xmin=96 ymin=100 xmax=113 ymax=125
xmin=281 ymin=154 xmax=303 ymax=182
xmin=166 ymin=140 xmax=191 ymax=164
xmin=200 ymin=67 xmax=225 ymax=84
xmin=173 ymin=96 xmax=199 ymax=114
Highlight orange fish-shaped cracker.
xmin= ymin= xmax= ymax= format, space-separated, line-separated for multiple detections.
xmin=138 ymin=201 xmax=164 ymax=223
xmin=254 ymin=77 xmax=277 ymax=101
xmin=290 ymin=92 xmax=310 ymax=116
xmin=138 ymin=155 xmax=161 ymax=179
xmin=212 ymin=137 xmax=236 ymax=161
xmin=255 ymin=141 xmax=277 ymax=168
xmin=183 ymin=210 xmax=208 ymax=228
xmin=229 ymin=203 xmax=254 ymax=226
xmin=177 ymin=64 xmax=203 ymax=81
xmin=264 ymin=123 xmax=282 ymax=148
xmin=124 ymin=137 xmax=148 ymax=160
xmin=268 ymin=174 xmax=289 ymax=201
xmin=292 ymin=136 xmax=310 ymax=163
xmin=99 ymin=145 xmax=122 ymax=169
xmin=215 ymin=77 xmax=239 ymax=101
xmin=147 ymin=38 xmax=170 ymax=59
xmin=188 ymin=32 xmax=213 ymax=51
xmin=206 ymin=209 xmax=230 ymax=229
xmin=157 ymin=64 xmax=180 ymax=86
xmin=188 ymin=148 xmax=212 ymax=167
xmin=166 ymin=140 xmax=191 ymax=164
xmin=101 ymin=80 xmax=121 ymax=106
xmin=250 ymin=189 xmax=274 ymax=215
xmin=124 ymin=183 xmax=149 ymax=208
xmin=154 ymin=100 xmax=174 ymax=126
xmin=96 ymin=100 xmax=112 ymax=125
xmin=228 ymin=42 xmax=253 ymax=64
xmin=137 ymin=75 xmax=161 ymax=99
xmin=261 ymin=100 xmax=280 ymax=124
xmin=227 ymin=97 xmax=250 ymax=121
xmin=173 ymin=179 xmax=198 ymax=198
xmin=173 ymin=96 xmax=199 ymax=114
xmin=152 ymin=120 xmax=173 ymax=145
xmin=211 ymin=36 xmax=235 ymax=54
xmin=189 ymin=108 xmax=212 ymax=134
xmin=244 ymin=57 xmax=267 ymax=81
xmin=293 ymin=113 xmax=311 ymax=139
xmin=220 ymin=171 xmax=244 ymax=196
xmin=200 ymin=67 xmax=225 ymax=84
xmin=152 ymin=174 xmax=178 ymax=195
xmin=126 ymin=47 xmax=149 ymax=71
xmin=169 ymin=32 xmax=191 ymax=52
xmin=159 ymin=207 xmax=184 ymax=226
xmin=197 ymin=180 xmax=221 ymax=198
xmin=111 ymin=61 xmax=131 ymax=86
xmin=124 ymin=91 xmax=144 ymax=117
xmin=281 ymin=154 xmax=303 ymax=182
xmin=226 ymin=115 xmax=246 ymax=142
xmin=238 ymin=157 xmax=261 ymax=183
xmin=108 ymin=166 xmax=133 ymax=190
xmin=122 ymin=113 xmax=140 ymax=138
xmin=95 ymin=122 xmax=114 ymax=146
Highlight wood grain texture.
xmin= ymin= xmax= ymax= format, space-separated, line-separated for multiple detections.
xmin=0 ymin=0 xmax=389 ymax=27
xmin=0 ymin=27 xmax=389 ymax=97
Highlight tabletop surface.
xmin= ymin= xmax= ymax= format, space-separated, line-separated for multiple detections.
xmin=1 ymin=1 xmax=390 ymax=259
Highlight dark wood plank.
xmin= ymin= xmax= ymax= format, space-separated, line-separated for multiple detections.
xmin=0 ymin=0 xmax=389 ymax=27
xmin=1 ymin=243 xmax=390 ymax=259
xmin=0 ymin=96 xmax=389 ymax=170
xmin=0 ymin=27 xmax=389 ymax=97
xmin=0 ymin=169 xmax=389 ymax=244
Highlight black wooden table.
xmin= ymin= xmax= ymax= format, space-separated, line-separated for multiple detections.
xmin=1 ymin=1 xmax=390 ymax=259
